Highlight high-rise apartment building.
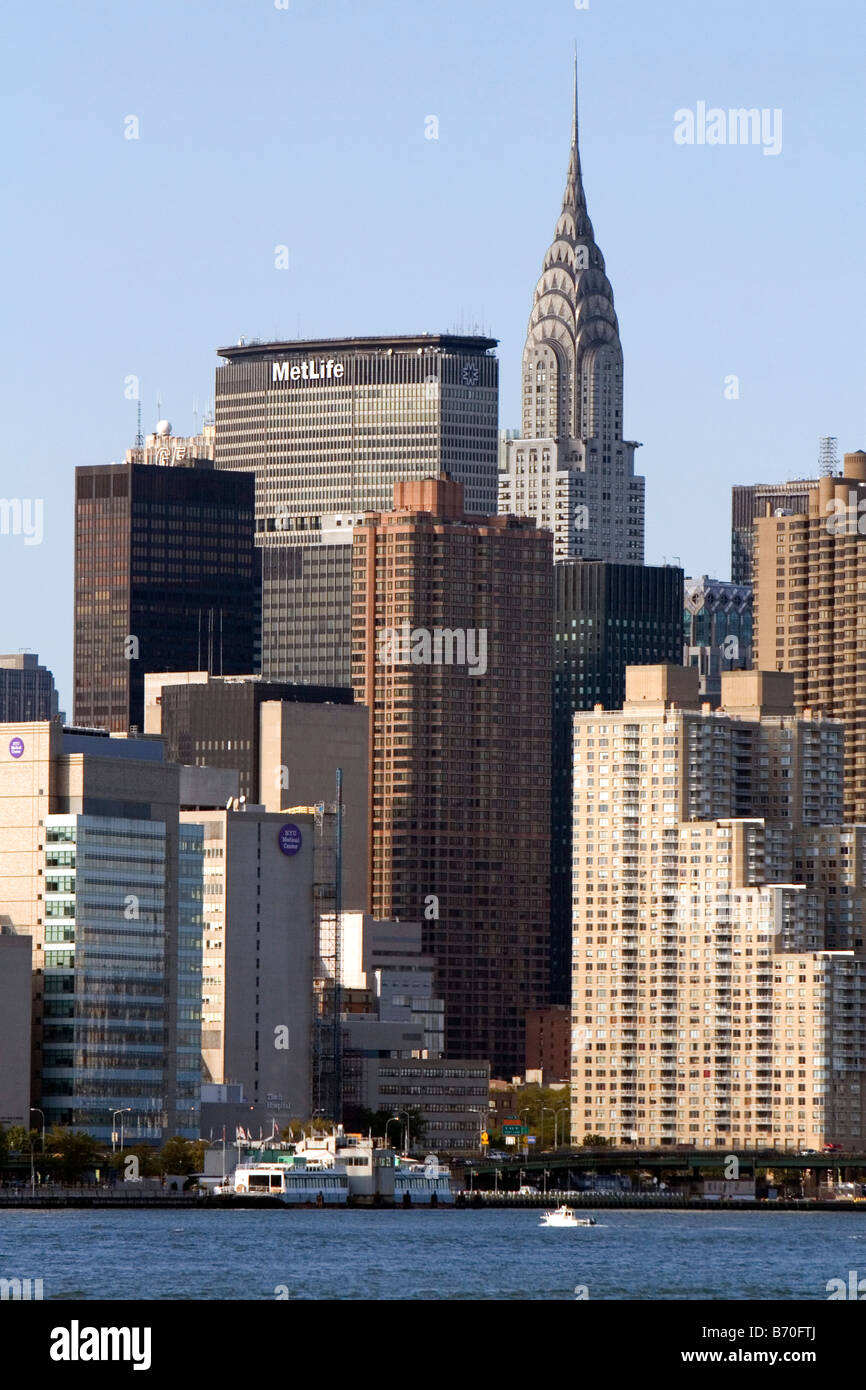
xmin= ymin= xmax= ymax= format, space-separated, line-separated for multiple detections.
xmin=498 ymin=64 xmax=645 ymax=563
xmin=352 ymin=476 xmax=552 ymax=1076
xmin=683 ymin=576 xmax=753 ymax=704
xmin=753 ymin=451 xmax=866 ymax=822
xmin=0 ymin=654 xmax=60 ymax=723
xmin=731 ymin=478 xmax=815 ymax=585
xmin=73 ymin=425 xmax=257 ymax=733
xmin=0 ymin=723 xmax=204 ymax=1142
xmin=551 ymin=562 xmax=683 ymax=1001
xmin=214 ymin=334 xmax=500 ymax=685
xmin=570 ymin=666 xmax=865 ymax=1150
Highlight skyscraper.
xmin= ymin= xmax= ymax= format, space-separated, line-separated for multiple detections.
xmin=753 ymin=450 xmax=866 ymax=821
xmin=551 ymin=562 xmax=683 ymax=1001
xmin=731 ymin=479 xmax=816 ymax=585
xmin=569 ymin=666 xmax=866 ymax=1151
xmin=352 ymin=476 xmax=552 ymax=1076
xmin=73 ymin=425 xmax=257 ymax=733
xmin=214 ymin=334 xmax=500 ymax=685
xmin=0 ymin=653 xmax=60 ymax=722
xmin=499 ymin=62 xmax=645 ymax=563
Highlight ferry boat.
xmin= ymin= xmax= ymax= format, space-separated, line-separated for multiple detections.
xmin=539 ymin=1205 xmax=596 ymax=1228
xmin=219 ymin=1155 xmax=349 ymax=1205
xmin=215 ymin=1128 xmax=453 ymax=1205
xmin=393 ymin=1155 xmax=455 ymax=1205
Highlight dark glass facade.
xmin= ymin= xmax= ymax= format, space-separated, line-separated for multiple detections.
xmin=551 ymin=562 xmax=684 ymax=1002
xmin=0 ymin=655 xmax=59 ymax=721
xmin=73 ymin=462 xmax=257 ymax=732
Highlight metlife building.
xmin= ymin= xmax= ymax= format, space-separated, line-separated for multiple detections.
xmin=214 ymin=334 xmax=499 ymax=686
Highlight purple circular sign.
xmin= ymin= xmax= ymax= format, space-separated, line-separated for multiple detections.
xmin=278 ymin=823 xmax=302 ymax=856
xmin=9 ymin=737 xmax=24 ymax=759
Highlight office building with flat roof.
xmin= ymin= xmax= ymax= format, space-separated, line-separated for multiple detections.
xmin=0 ymin=654 xmax=60 ymax=723
xmin=180 ymin=805 xmax=318 ymax=1127
xmin=214 ymin=334 xmax=500 ymax=684
xmin=73 ymin=426 xmax=257 ymax=733
xmin=0 ymin=722 xmax=203 ymax=1142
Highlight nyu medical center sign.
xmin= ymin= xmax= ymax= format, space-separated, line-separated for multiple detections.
xmin=272 ymin=359 xmax=345 ymax=384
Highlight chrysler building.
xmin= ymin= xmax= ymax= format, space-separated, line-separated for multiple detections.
xmin=499 ymin=62 xmax=645 ymax=563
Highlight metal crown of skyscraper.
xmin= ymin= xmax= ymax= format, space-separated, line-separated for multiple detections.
xmin=522 ymin=53 xmax=623 ymax=444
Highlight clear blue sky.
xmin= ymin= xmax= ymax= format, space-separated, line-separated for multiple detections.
xmin=1 ymin=0 xmax=864 ymax=708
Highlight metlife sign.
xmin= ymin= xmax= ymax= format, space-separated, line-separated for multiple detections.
xmin=272 ymin=358 xmax=345 ymax=384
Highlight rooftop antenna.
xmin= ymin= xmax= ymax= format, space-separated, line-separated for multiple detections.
xmin=135 ymin=399 xmax=143 ymax=448
xmin=818 ymin=436 xmax=838 ymax=477
xmin=192 ymin=395 xmax=199 ymax=434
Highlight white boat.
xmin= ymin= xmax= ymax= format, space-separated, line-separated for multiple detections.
xmin=539 ymin=1205 xmax=596 ymax=1228
xmin=221 ymin=1157 xmax=349 ymax=1204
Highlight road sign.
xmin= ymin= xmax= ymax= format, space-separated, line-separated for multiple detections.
xmin=526 ymin=1136 xmax=537 ymax=1144
xmin=480 ymin=1132 xmax=489 ymax=1146
xmin=505 ymin=1136 xmax=516 ymax=1146
xmin=503 ymin=1124 xmax=528 ymax=1136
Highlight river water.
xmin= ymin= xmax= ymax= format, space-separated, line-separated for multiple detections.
xmin=1 ymin=1207 xmax=863 ymax=1299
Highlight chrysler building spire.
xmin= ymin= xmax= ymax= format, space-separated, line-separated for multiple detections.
xmin=498 ymin=57 xmax=645 ymax=565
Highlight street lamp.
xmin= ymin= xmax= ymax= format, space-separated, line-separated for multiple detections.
xmin=392 ymin=1110 xmax=411 ymax=1155
xmin=111 ymin=1108 xmax=131 ymax=1155
xmin=467 ymin=1105 xmax=486 ymax=1154
xmin=519 ymin=1107 xmax=532 ymax=1161
xmin=204 ymin=1137 xmax=226 ymax=1183
xmin=540 ymin=1106 xmax=556 ymax=1152
xmin=384 ymin=1117 xmax=400 ymax=1150
xmin=30 ymin=1108 xmax=45 ymax=1153
xmin=554 ymin=1108 xmax=569 ymax=1150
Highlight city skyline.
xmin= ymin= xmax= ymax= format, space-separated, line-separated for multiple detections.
xmin=1 ymin=0 xmax=864 ymax=704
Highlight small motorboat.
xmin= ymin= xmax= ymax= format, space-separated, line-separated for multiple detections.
xmin=539 ymin=1205 xmax=596 ymax=1228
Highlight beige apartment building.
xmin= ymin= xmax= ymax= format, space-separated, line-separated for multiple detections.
xmin=571 ymin=665 xmax=866 ymax=1149
xmin=753 ymin=449 xmax=866 ymax=822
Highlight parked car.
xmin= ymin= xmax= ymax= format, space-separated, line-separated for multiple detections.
xmin=822 ymin=1144 xmax=844 ymax=1153
xmin=518 ymin=1185 xmax=537 ymax=1194
xmin=799 ymin=1149 xmax=817 ymax=1156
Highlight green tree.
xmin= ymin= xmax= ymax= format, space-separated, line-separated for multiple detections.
xmin=44 ymin=1127 xmax=102 ymax=1181
xmin=159 ymin=1137 xmax=206 ymax=1176
xmin=490 ymin=1086 xmax=571 ymax=1149
xmin=2 ymin=1125 xmax=38 ymax=1155
xmin=582 ymin=1133 xmax=613 ymax=1148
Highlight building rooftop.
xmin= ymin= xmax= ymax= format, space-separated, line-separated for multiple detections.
xmin=217 ymin=333 xmax=498 ymax=362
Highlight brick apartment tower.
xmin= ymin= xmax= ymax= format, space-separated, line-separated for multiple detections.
xmin=352 ymin=477 xmax=552 ymax=1075
xmin=753 ymin=449 xmax=866 ymax=822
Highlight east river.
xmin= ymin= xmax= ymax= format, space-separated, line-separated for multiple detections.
xmin=1 ymin=1207 xmax=863 ymax=1299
